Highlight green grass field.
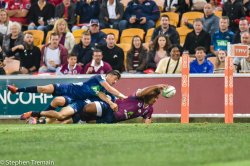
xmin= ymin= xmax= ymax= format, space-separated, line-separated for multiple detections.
xmin=0 ymin=123 xmax=250 ymax=166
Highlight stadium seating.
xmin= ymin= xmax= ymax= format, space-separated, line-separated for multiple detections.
xmin=214 ymin=10 xmax=222 ymax=18
xmin=72 ymin=29 xmax=86 ymax=44
xmin=145 ymin=28 xmax=155 ymax=43
xmin=156 ymin=12 xmax=179 ymax=27
xmin=120 ymin=28 xmax=145 ymax=44
xmin=181 ymin=12 xmax=204 ymax=26
xmin=176 ymin=26 xmax=193 ymax=46
xmin=24 ymin=30 xmax=44 ymax=46
xmin=101 ymin=28 xmax=120 ymax=43
xmin=116 ymin=43 xmax=131 ymax=70
xmin=45 ymin=30 xmax=53 ymax=44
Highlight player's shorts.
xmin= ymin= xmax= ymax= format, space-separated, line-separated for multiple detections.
xmin=71 ymin=113 xmax=81 ymax=124
xmin=69 ymin=100 xmax=90 ymax=113
xmin=69 ymin=100 xmax=116 ymax=124
xmin=53 ymin=83 xmax=97 ymax=101
xmin=53 ymin=84 xmax=69 ymax=96
xmin=95 ymin=101 xmax=116 ymax=124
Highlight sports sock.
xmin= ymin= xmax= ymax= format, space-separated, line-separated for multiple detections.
xmin=18 ymin=86 xmax=38 ymax=93
xmin=31 ymin=111 xmax=41 ymax=118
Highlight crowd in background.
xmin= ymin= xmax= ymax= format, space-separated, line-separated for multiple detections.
xmin=0 ymin=0 xmax=250 ymax=75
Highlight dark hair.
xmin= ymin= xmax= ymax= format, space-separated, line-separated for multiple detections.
xmin=106 ymin=70 xmax=121 ymax=79
xmin=150 ymin=34 xmax=171 ymax=52
xmin=93 ymin=48 xmax=103 ymax=54
xmin=161 ymin=14 xmax=170 ymax=20
xmin=143 ymin=88 xmax=161 ymax=104
xmin=195 ymin=46 xmax=206 ymax=53
xmin=168 ymin=44 xmax=183 ymax=54
xmin=50 ymin=32 xmax=59 ymax=39
xmin=68 ymin=53 xmax=77 ymax=58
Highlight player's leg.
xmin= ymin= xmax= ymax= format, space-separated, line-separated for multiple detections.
xmin=38 ymin=105 xmax=75 ymax=121
xmin=44 ymin=96 xmax=67 ymax=111
xmin=20 ymin=96 xmax=71 ymax=120
xmin=8 ymin=84 xmax=55 ymax=94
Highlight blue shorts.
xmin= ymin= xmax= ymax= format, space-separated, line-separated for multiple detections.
xmin=69 ymin=100 xmax=116 ymax=124
xmin=96 ymin=101 xmax=116 ymax=124
xmin=71 ymin=113 xmax=81 ymax=124
xmin=53 ymin=84 xmax=97 ymax=101
xmin=69 ymin=100 xmax=90 ymax=113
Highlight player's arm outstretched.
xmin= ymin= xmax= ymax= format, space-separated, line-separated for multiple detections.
xmin=97 ymin=92 xmax=118 ymax=111
xmin=136 ymin=84 xmax=168 ymax=98
xmin=100 ymin=81 xmax=127 ymax=99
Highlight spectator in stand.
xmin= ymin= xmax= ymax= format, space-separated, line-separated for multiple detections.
xmin=233 ymin=17 xmax=249 ymax=44
xmin=88 ymin=19 xmax=107 ymax=47
xmin=184 ymin=3 xmax=219 ymax=37
xmin=155 ymin=44 xmax=182 ymax=74
xmin=27 ymin=0 xmax=55 ymax=32
xmin=183 ymin=18 xmax=211 ymax=56
xmin=214 ymin=49 xmax=226 ymax=73
xmin=233 ymin=31 xmax=250 ymax=72
xmin=119 ymin=0 xmax=160 ymax=32
xmin=145 ymin=35 xmax=171 ymax=73
xmin=240 ymin=47 xmax=250 ymax=72
xmin=6 ymin=0 xmax=31 ymax=25
xmin=99 ymin=33 xmax=124 ymax=72
xmin=57 ymin=53 xmax=82 ymax=75
xmin=210 ymin=16 xmax=234 ymax=57
xmin=39 ymin=32 xmax=68 ymax=73
xmin=72 ymin=31 xmax=93 ymax=68
xmin=0 ymin=9 xmax=13 ymax=35
xmin=52 ymin=18 xmax=75 ymax=53
xmin=2 ymin=22 xmax=24 ymax=58
xmin=99 ymin=0 xmax=124 ymax=29
xmin=190 ymin=46 xmax=214 ymax=73
xmin=126 ymin=35 xmax=147 ymax=74
xmin=202 ymin=3 xmax=220 ymax=36
xmin=83 ymin=48 xmax=112 ymax=74
xmin=72 ymin=0 xmax=100 ymax=31
xmin=151 ymin=14 xmax=180 ymax=45
xmin=55 ymin=0 xmax=76 ymax=30
xmin=19 ymin=32 xmax=41 ymax=74
xmin=222 ymin=0 xmax=245 ymax=32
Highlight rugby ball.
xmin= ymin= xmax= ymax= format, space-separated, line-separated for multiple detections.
xmin=162 ymin=86 xmax=176 ymax=98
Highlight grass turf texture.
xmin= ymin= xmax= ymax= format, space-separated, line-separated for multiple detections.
xmin=0 ymin=124 xmax=250 ymax=166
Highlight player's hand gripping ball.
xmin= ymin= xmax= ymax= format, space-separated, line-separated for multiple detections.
xmin=162 ymin=86 xmax=176 ymax=98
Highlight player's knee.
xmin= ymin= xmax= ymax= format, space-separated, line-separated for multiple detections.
xmin=52 ymin=97 xmax=66 ymax=107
